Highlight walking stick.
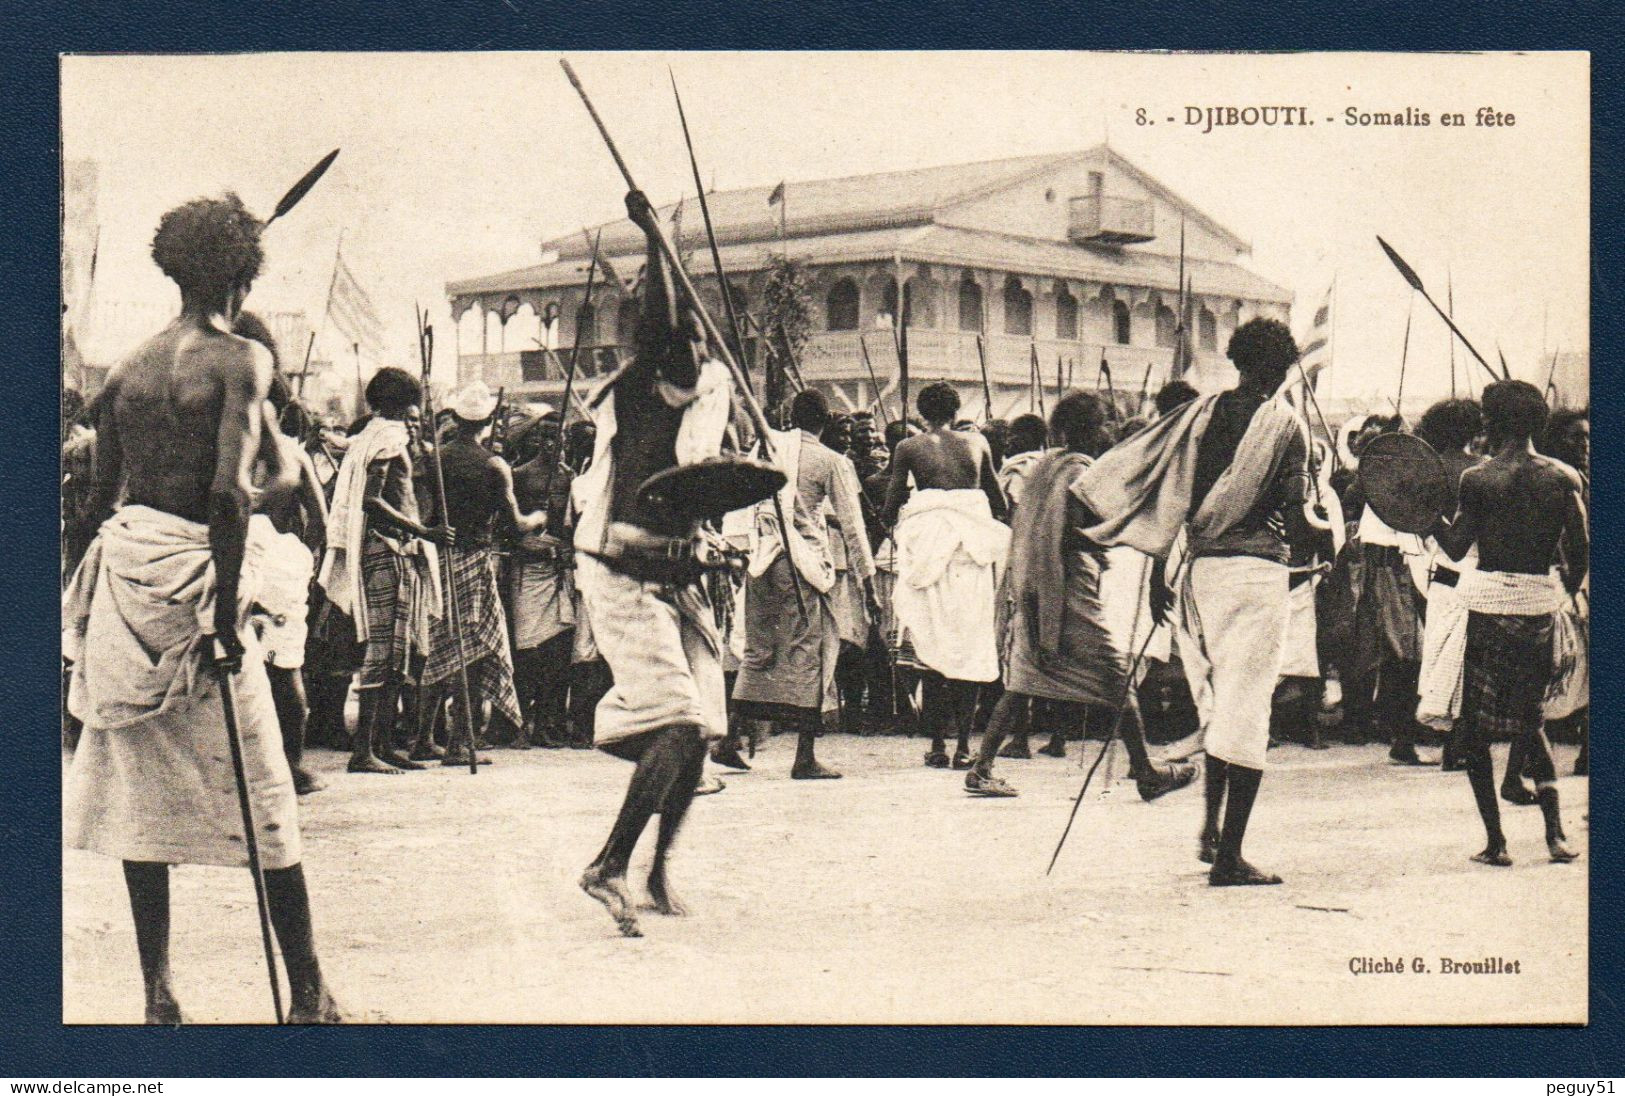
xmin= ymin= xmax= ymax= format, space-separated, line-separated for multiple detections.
xmin=416 ymin=307 xmax=480 ymax=774
xmin=1046 ymin=552 xmax=1191 ymax=875
xmin=211 ymin=645 xmax=285 ymax=1023
xmin=560 ymin=57 xmax=808 ymax=624
xmin=976 ymin=335 xmax=994 ymax=422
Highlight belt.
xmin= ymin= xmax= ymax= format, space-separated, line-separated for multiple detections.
xmin=589 ymin=522 xmax=744 ymax=584
xmin=1430 ymin=564 xmax=1460 ymax=589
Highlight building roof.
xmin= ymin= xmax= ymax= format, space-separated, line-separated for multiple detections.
xmin=446 ymin=222 xmax=1290 ymax=305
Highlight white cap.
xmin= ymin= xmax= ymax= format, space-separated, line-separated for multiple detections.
xmin=450 ymin=380 xmax=499 ymax=423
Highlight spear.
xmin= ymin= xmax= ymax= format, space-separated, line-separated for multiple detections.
xmin=670 ymin=70 xmax=751 ymax=390
xmin=541 ymin=228 xmax=604 ymax=505
xmin=975 ymin=335 xmax=994 ymax=422
xmin=295 ymin=330 xmax=316 ymax=398
xmin=1056 ymin=353 xmax=1064 ymax=403
xmin=1376 ymin=236 xmax=1506 ymax=382
xmin=416 ymin=306 xmax=479 ymax=774
xmin=266 ymin=149 xmax=340 ymax=227
xmin=1395 ymin=297 xmax=1413 ymax=419
xmin=560 ymin=57 xmax=806 ymax=621
xmin=858 ymin=334 xmax=891 ymax=425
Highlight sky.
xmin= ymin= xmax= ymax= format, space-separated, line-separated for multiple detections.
xmin=62 ymin=50 xmax=1588 ymax=407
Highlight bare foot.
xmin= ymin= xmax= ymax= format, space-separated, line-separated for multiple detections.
xmin=379 ymin=751 xmax=425 ymax=771
xmin=408 ymin=742 xmax=447 ymax=762
xmin=347 ymin=754 xmax=401 ymax=775
xmin=1548 ymin=840 xmax=1579 ymax=863
xmin=791 ymin=760 xmax=842 ymax=780
xmin=287 ymin=987 xmax=346 ymax=1024
xmin=292 ymin=767 xmax=325 ymax=795
xmin=642 ymin=873 xmax=688 ymax=916
xmin=580 ymin=867 xmax=642 ymax=937
xmin=1471 ymin=845 xmax=1513 ymax=867
xmin=1500 ymin=781 xmax=1537 ymax=806
xmin=1198 ymin=828 xmax=1219 ymax=865
xmin=144 ymin=990 xmax=185 ymax=1025
xmin=1209 ymin=857 xmax=1283 ymax=886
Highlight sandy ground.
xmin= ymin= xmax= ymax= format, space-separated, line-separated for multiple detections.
xmin=63 ymin=736 xmax=1587 ymax=1025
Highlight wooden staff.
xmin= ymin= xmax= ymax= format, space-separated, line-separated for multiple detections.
xmin=211 ymin=645 xmax=285 ymax=1022
xmin=975 ymin=335 xmax=993 ymax=422
xmin=561 ymin=57 xmax=807 ymax=621
xmin=542 ymin=229 xmax=604 ymax=504
xmin=858 ymin=334 xmax=891 ymax=425
xmin=416 ymin=306 xmax=479 ymax=774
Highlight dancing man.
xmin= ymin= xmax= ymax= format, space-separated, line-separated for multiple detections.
xmin=573 ymin=190 xmax=739 ymax=937
xmin=63 ymin=194 xmax=341 ymax=1022
xmin=1431 ymin=380 xmax=1587 ymax=866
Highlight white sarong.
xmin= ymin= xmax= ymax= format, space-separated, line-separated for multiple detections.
xmin=63 ymin=506 xmax=301 ymax=869
xmin=1175 ymin=555 xmax=1291 ymax=769
xmin=892 ymin=488 xmax=1010 ymax=683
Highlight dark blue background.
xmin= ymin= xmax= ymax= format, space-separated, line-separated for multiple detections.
xmin=4 ymin=0 xmax=1620 ymax=1076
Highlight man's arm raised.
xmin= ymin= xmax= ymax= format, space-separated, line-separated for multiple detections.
xmin=208 ymin=341 xmax=272 ymax=668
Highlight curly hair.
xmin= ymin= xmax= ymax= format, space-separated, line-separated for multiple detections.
xmin=365 ymin=367 xmax=423 ymax=419
xmin=1481 ymin=380 xmax=1548 ymax=443
xmin=1006 ymin=413 xmax=1047 ymax=455
xmin=790 ymin=388 xmax=832 ymax=434
xmin=1417 ymin=398 xmax=1482 ymax=452
xmin=1539 ymin=408 xmax=1589 ymax=468
xmin=151 ymin=194 xmax=265 ymax=301
xmin=916 ymin=381 xmax=960 ymax=426
xmin=1154 ymin=380 xmax=1199 ymax=417
xmin=1050 ymin=391 xmax=1112 ymax=456
xmin=1227 ymin=317 xmax=1298 ymax=378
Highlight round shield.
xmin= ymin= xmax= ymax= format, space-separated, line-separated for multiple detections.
xmin=637 ymin=456 xmax=787 ymax=524
xmin=1357 ymin=432 xmax=1449 ymax=535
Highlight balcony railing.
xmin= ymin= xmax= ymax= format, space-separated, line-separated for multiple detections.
xmin=1068 ymin=195 xmax=1156 ymax=245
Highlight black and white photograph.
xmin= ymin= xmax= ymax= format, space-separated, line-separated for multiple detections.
xmin=59 ymin=49 xmax=1589 ymax=1026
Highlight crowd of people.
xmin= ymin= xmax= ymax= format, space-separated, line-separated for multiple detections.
xmin=59 ymin=187 xmax=1590 ymax=1016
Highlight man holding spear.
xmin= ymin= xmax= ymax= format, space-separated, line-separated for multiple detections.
xmin=64 ymin=192 xmax=342 ymax=1022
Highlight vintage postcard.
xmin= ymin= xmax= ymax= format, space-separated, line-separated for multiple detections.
xmin=60 ymin=50 xmax=1588 ymax=1025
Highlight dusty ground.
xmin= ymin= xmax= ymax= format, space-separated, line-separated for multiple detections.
xmin=63 ymin=736 xmax=1587 ymax=1025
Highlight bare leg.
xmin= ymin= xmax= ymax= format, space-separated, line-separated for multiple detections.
xmin=371 ymin=679 xmax=424 ymax=771
xmin=792 ymin=709 xmax=842 ymax=779
xmin=1523 ymin=726 xmax=1577 ymax=862
xmin=122 ymin=861 xmax=183 ymax=1024
xmin=409 ymin=683 xmax=448 ymax=760
xmin=1199 ymin=756 xmax=1227 ymax=863
xmin=1500 ymin=731 xmax=1536 ymax=805
xmin=921 ymin=673 xmax=949 ymax=765
xmin=1462 ymin=740 xmax=1512 ymax=865
xmin=269 ymin=666 xmax=321 ymax=795
xmin=646 ymin=733 xmax=708 ymax=914
xmin=348 ymin=686 xmax=400 ymax=775
xmin=1209 ymin=763 xmax=1280 ymax=885
xmin=582 ymin=726 xmax=697 ymax=937
xmin=1116 ymin=697 xmax=1197 ymax=801
xmin=264 ymin=865 xmax=344 ymax=1022
xmin=967 ymin=690 xmax=1024 ymax=796
xmin=949 ymin=678 xmax=979 ymax=766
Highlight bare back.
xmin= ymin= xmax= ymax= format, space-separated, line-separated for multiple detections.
xmin=1452 ymin=451 xmax=1587 ymax=579
xmin=883 ymin=425 xmax=1008 ymax=526
xmin=100 ymin=316 xmax=272 ymax=524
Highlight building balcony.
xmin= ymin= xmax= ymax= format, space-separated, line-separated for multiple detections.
xmin=1068 ymin=195 xmax=1156 ymax=246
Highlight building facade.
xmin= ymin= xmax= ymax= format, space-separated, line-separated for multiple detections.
xmin=446 ymin=146 xmax=1293 ymax=419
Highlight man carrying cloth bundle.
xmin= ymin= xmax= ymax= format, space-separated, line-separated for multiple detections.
xmin=573 ymin=189 xmax=757 ymax=938
xmin=1070 ymin=318 xmax=1314 ymax=887
xmin=966 ymin=391 xmax=1197 ymax=801
xmin=64 ymin=194 xmax=342 ymax=1023
xmin=882 ymin=382 xmax=1011 ymax=770
xmin=1430 ymin=380 xmax=1588 ymax=867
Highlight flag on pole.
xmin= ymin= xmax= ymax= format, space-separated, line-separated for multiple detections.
xmin=767 ymin=181 xmax=785 ymax=207
xmin=325 ymin=249 xmax=383 ymax=354
xmin=1283 ymin=281 xmax=1334 ymax=416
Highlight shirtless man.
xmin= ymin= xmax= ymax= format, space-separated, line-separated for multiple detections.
xmin=510 ymin=415 xmax=579 ymax=747
xmin=883 ymin=383 xmax=1009 ymax=768
xmin=418 ymin=382 xmax=544 ymax=755
xmin=1432 ymin=380 xmax=1588 ymax=866
xmin=64 ymin=194 xmax=341 ymax=1022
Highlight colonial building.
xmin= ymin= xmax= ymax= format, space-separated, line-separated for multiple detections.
xmin=445 ymin=146 xmax=1292 ymax=418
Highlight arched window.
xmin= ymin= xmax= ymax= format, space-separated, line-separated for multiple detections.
xmin=1155 ymin=303 xmax=1178 ymax=348
xmin=575 ymin=301 xmax=597 ymax=345
xmin=826 ymin=277 xmax=860 ymax=331
xmin=616 ymin=298 xmax=640 ymax=348
xmin=1003 ymin=277 xmax=1033 ymax=337
xmin=958 ymin=277 xmax=984 ymax=332
xmin=1199 ymin=307 xmax=1217 ymax=351
xmin=1055 ymin=286 xmax=1079 ymax=340
xmin=904 ymin=277 xmax=937 ymax=328
xmin=879 ymin=278 xmax=900 ymax=328
xmin=1112 ymin=299 xmax=1131 ymax=344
